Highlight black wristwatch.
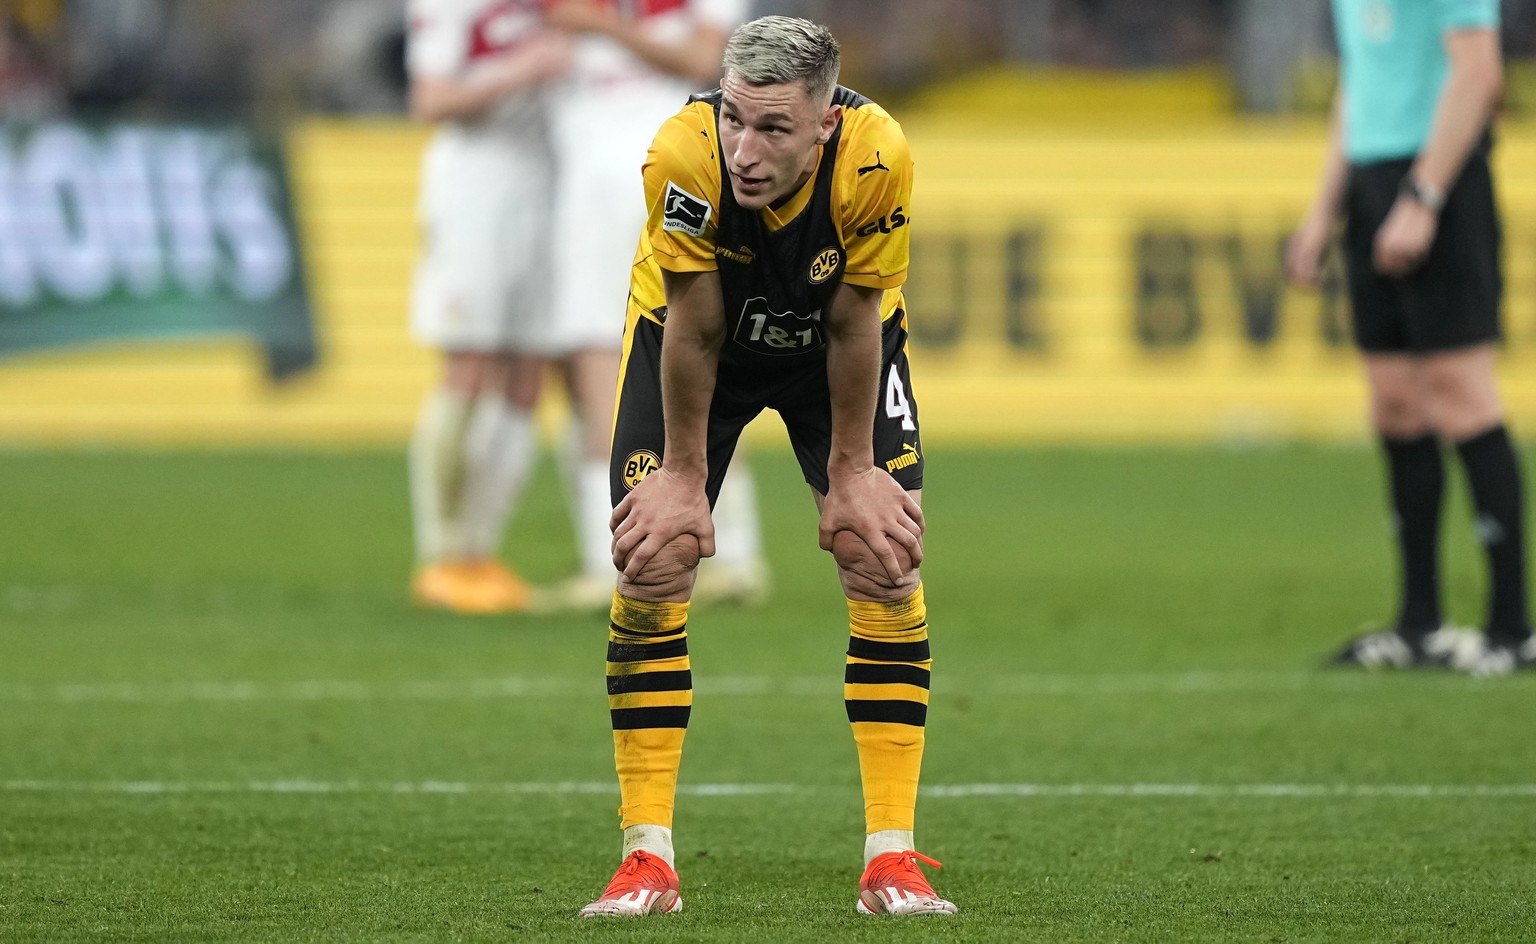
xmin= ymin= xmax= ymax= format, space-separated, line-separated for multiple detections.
xmin=1399 ymin=175 xmax=1446 ymax=213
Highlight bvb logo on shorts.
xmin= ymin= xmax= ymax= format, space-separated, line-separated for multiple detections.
xmin=622 ymin=450 xmax=662 ymax=490
xmin=808 ymin=247 xmax=841 ymax=284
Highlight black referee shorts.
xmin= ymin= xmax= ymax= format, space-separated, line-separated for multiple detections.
xmin=1343 ymin=143 xmax=1503 ymax=354
xmin=610 ymin=313 xmax=924 ymax=506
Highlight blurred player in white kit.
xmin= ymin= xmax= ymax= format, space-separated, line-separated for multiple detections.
xmin=405 ymin=0 xmax=570 ymax=613
xmin=538 ymin=0 xmax=769 ymax=611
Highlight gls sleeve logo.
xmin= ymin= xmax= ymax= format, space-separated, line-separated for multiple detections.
xmin=661 ymin=182 xmax=711 ymax=237
xmin=855 ymin=206 xmax=908 ymax=238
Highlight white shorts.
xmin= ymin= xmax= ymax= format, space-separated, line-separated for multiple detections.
xmin=542 ymin=93 xmax=681 ymax=357
xmin=410 ymin=134 xmax=554 ymax=352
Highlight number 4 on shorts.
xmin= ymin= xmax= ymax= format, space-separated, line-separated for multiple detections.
xmin=885 ymin=366 xmax=915 ymax=431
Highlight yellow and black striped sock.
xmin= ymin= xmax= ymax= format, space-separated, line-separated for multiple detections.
xmin=606 ymin=592 xmax=692 ymax=830
xmin=844 ymin=584 xmax=931 ymax=833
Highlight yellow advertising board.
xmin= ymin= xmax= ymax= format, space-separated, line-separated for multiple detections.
xmin=1 ymin=116 xmax=1534 ymax=445
xmin=901 ymin=120 xmax=1536 ymax=442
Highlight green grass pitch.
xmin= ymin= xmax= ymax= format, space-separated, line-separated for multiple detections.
xmin=2 ymin=445 xmax=1534 ymax=942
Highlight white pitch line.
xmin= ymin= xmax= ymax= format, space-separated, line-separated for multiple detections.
xmin=3 ymin=780 xmax=1534 ymax=799
xmin=0 ymin=671 xmax=1496 ymax=705
xmin=919 ymin=783 xmax=1536 ymax=798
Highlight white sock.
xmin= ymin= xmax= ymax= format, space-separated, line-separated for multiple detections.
xmin=459 ymin=396 xmax=537 ymax=560
xmin=622 ymin=823 xmax=675 ymax=868
xmin=710 ymin=457 xmax=765 ymax=571
xmin=576 ymin=460 xmax=618 ymax=580
xmin=864 ymin=829 xmax=914 ymax=866
xmin=407 ymin=387 xmax=476 ymax=564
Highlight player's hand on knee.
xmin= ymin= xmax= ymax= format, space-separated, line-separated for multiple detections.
xmin=819 ymin=468 xmax=924 ymax=584
xmin=611 ymin=468 xmax=716 ymax=580
xmin=619 ymin=534 xmax=703 ymax=599
xmin=831 ymin=529 xmax=920 ymax=597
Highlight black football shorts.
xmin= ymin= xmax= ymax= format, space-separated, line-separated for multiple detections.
xmin=610 ymin=312 xmax=924 ymax=506
xmin=1342 ymin=143 xmax=1503 ymax=354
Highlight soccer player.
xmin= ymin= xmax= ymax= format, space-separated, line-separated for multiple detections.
xmin=1287 ymin=0 xmax=1533 ymax=674
xmin=533 ymin=0 xmax=771 ymax=612
xmin=579 ymin=16 xmax=955 ymax=917
xmin=404 ymin=0 xmax=568 ymax=613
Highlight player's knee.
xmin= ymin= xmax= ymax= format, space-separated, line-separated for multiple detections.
xmin=1370 ymin=387 xmax=1428 ymax=437
xmin=831 ymin=530 xmax=919 ymax=601
xmin=1425 ymin=371 xmax=1501 ymax=436
xmin=619 ymin=535 xmax=702 ymax=601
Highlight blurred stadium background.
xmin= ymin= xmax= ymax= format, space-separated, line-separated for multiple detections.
xmin=3 ymin=0 xmax=1535 ymax=444
xmin=6 ymin=4 xmax=1536 ymax=940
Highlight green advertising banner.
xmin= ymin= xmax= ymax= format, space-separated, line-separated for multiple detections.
xmin=0 ymin=122 xmax=315 ymax=378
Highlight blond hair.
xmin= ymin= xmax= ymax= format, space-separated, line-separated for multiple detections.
xmin=722 ymin=16 xmax=841 ymax=106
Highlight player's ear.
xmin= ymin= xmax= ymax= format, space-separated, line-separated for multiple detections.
xmin=817 ymin=103 xmax=842 ymax=145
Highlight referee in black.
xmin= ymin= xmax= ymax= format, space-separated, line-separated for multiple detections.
xmin=1287 ymin=0 xmax=1532 ymax=675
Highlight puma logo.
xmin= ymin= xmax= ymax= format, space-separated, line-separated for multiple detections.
xmin=857 ymin=152 xmax=890 ymax=176
xmin=885 ymin=442 xmax=920 ymax=473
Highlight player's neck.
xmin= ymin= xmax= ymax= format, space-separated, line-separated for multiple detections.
xmin=767 ymin=147 xmax=822 ymax=212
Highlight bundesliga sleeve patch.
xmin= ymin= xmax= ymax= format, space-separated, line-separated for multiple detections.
xmin=661 ymin=181 xmax=711 ymax=237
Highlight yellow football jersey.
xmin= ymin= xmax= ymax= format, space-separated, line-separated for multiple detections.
xmin=628 ymin=87 xmax=912 ymax=342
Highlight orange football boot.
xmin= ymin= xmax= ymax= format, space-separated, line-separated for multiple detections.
xmin=578 ymin=850 xmax=682 ymax=917
xmin=411 ymin=559 xmax=532 ymax=614
xmin=856 ymin=850 xmax=957 ymax=916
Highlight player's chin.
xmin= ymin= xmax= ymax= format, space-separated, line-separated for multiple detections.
xmin=729 ymin=179 xmax=774 ymax=210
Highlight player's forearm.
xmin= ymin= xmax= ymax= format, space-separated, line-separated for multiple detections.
xmin=823 ymin=291 xmax=882 ymax=478
xmin=658 ymin=342 xmax=717 ymax=481
xmin=825 ymin=361 xmax=879 ymax=477
xmin=607 ymin=23 xmax=726 ymax=87
xmin=1412 ymin=31 xmax=1503 ymax=193
xmin=410 ymin=75 xmax=509 ymax=122
xmin=658 ymin=272 xmax=724 ymax=481
xmin=408 ymin=53 xmax=552 ymax=123
xmin=1306 ymin=94 xmax=1350 ymax=224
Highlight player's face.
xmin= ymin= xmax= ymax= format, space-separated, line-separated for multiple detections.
xmin=718 ymin=72 xmax=840 ymax=211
